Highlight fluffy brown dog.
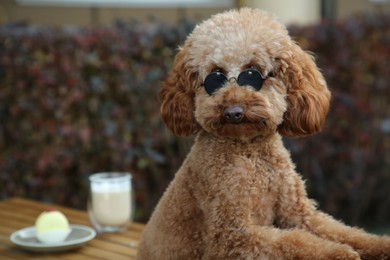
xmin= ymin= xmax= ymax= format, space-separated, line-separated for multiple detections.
xmin=137 ymin=8 xmax=390 ymax=259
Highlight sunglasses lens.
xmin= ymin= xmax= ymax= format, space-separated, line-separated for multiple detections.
xmin=203 ymin=72 xmax=228 ymax=95
xmin=237 ymin=69 xmax=264 ymax=91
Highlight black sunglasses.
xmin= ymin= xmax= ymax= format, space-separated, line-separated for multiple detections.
xmin=202 ymin=69 xmax=268 ymax=95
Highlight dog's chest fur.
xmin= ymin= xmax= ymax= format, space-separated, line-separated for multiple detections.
xmin=184 ymin=131 xmax=295 ymax=227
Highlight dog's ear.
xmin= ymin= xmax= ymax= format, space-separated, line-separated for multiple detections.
xmin=278 ymin=43 xmax=331 ymax=138
xmin=159 ymin=47 xmax=200 ymax=136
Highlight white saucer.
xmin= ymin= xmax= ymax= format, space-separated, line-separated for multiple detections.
xmin=10 ymin=224 xmax=96 ymax=253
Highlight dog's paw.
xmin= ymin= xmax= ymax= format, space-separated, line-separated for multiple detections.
xmin=325 ymin=244 xmax=360 ymax=260
xmin=291 ymin=241 xmax=360 ymax=260
xmin=356 ymin=235 xmax=390 ymax=260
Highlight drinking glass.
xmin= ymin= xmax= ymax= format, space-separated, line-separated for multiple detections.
xmin=87 ymin=172 xmax=133 ymax=233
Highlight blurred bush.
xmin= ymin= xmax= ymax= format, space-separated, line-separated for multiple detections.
xmin=0 ymin=20 xmax=195 ymax=222
xmin=0 ymin=13 xmax=389 ymax=226
xmin=288 ymin=13 xmax=390 ymax=226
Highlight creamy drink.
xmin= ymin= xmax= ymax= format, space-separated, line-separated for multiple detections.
xmin=91 ymin=190 xmax=131 ymax=226
xmin=88 ymin=172 xmax=132 ymax=233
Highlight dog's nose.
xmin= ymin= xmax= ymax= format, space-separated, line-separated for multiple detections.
xmin=224 ymin=105 xmax=244 ymax=123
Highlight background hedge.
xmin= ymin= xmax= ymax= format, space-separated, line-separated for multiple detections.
xmin=288 ymin=14 xmax=390 ymax=227
xmin=0 ymin=14 xmax=389 ymax=227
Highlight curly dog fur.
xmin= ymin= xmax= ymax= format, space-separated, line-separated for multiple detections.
xmin=137 ymin=8 xmax=390 ymax=259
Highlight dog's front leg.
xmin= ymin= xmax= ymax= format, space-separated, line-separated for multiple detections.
xmin=202 ymin=199 xmax=360 ymax=260
xmin=201 ymin=167 xmax=359 ymax=259
xmin=274 ymin=170 xmax=390 ymax=259
xmin=304 ymin=211 xmax=390 ymax=260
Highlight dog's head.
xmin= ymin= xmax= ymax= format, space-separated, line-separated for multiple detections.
xmin=160 ymin=8 xmax=331 ymax=140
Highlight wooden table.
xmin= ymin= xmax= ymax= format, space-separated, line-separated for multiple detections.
xmin=0 ymin=198 xmax=144 ymax=259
